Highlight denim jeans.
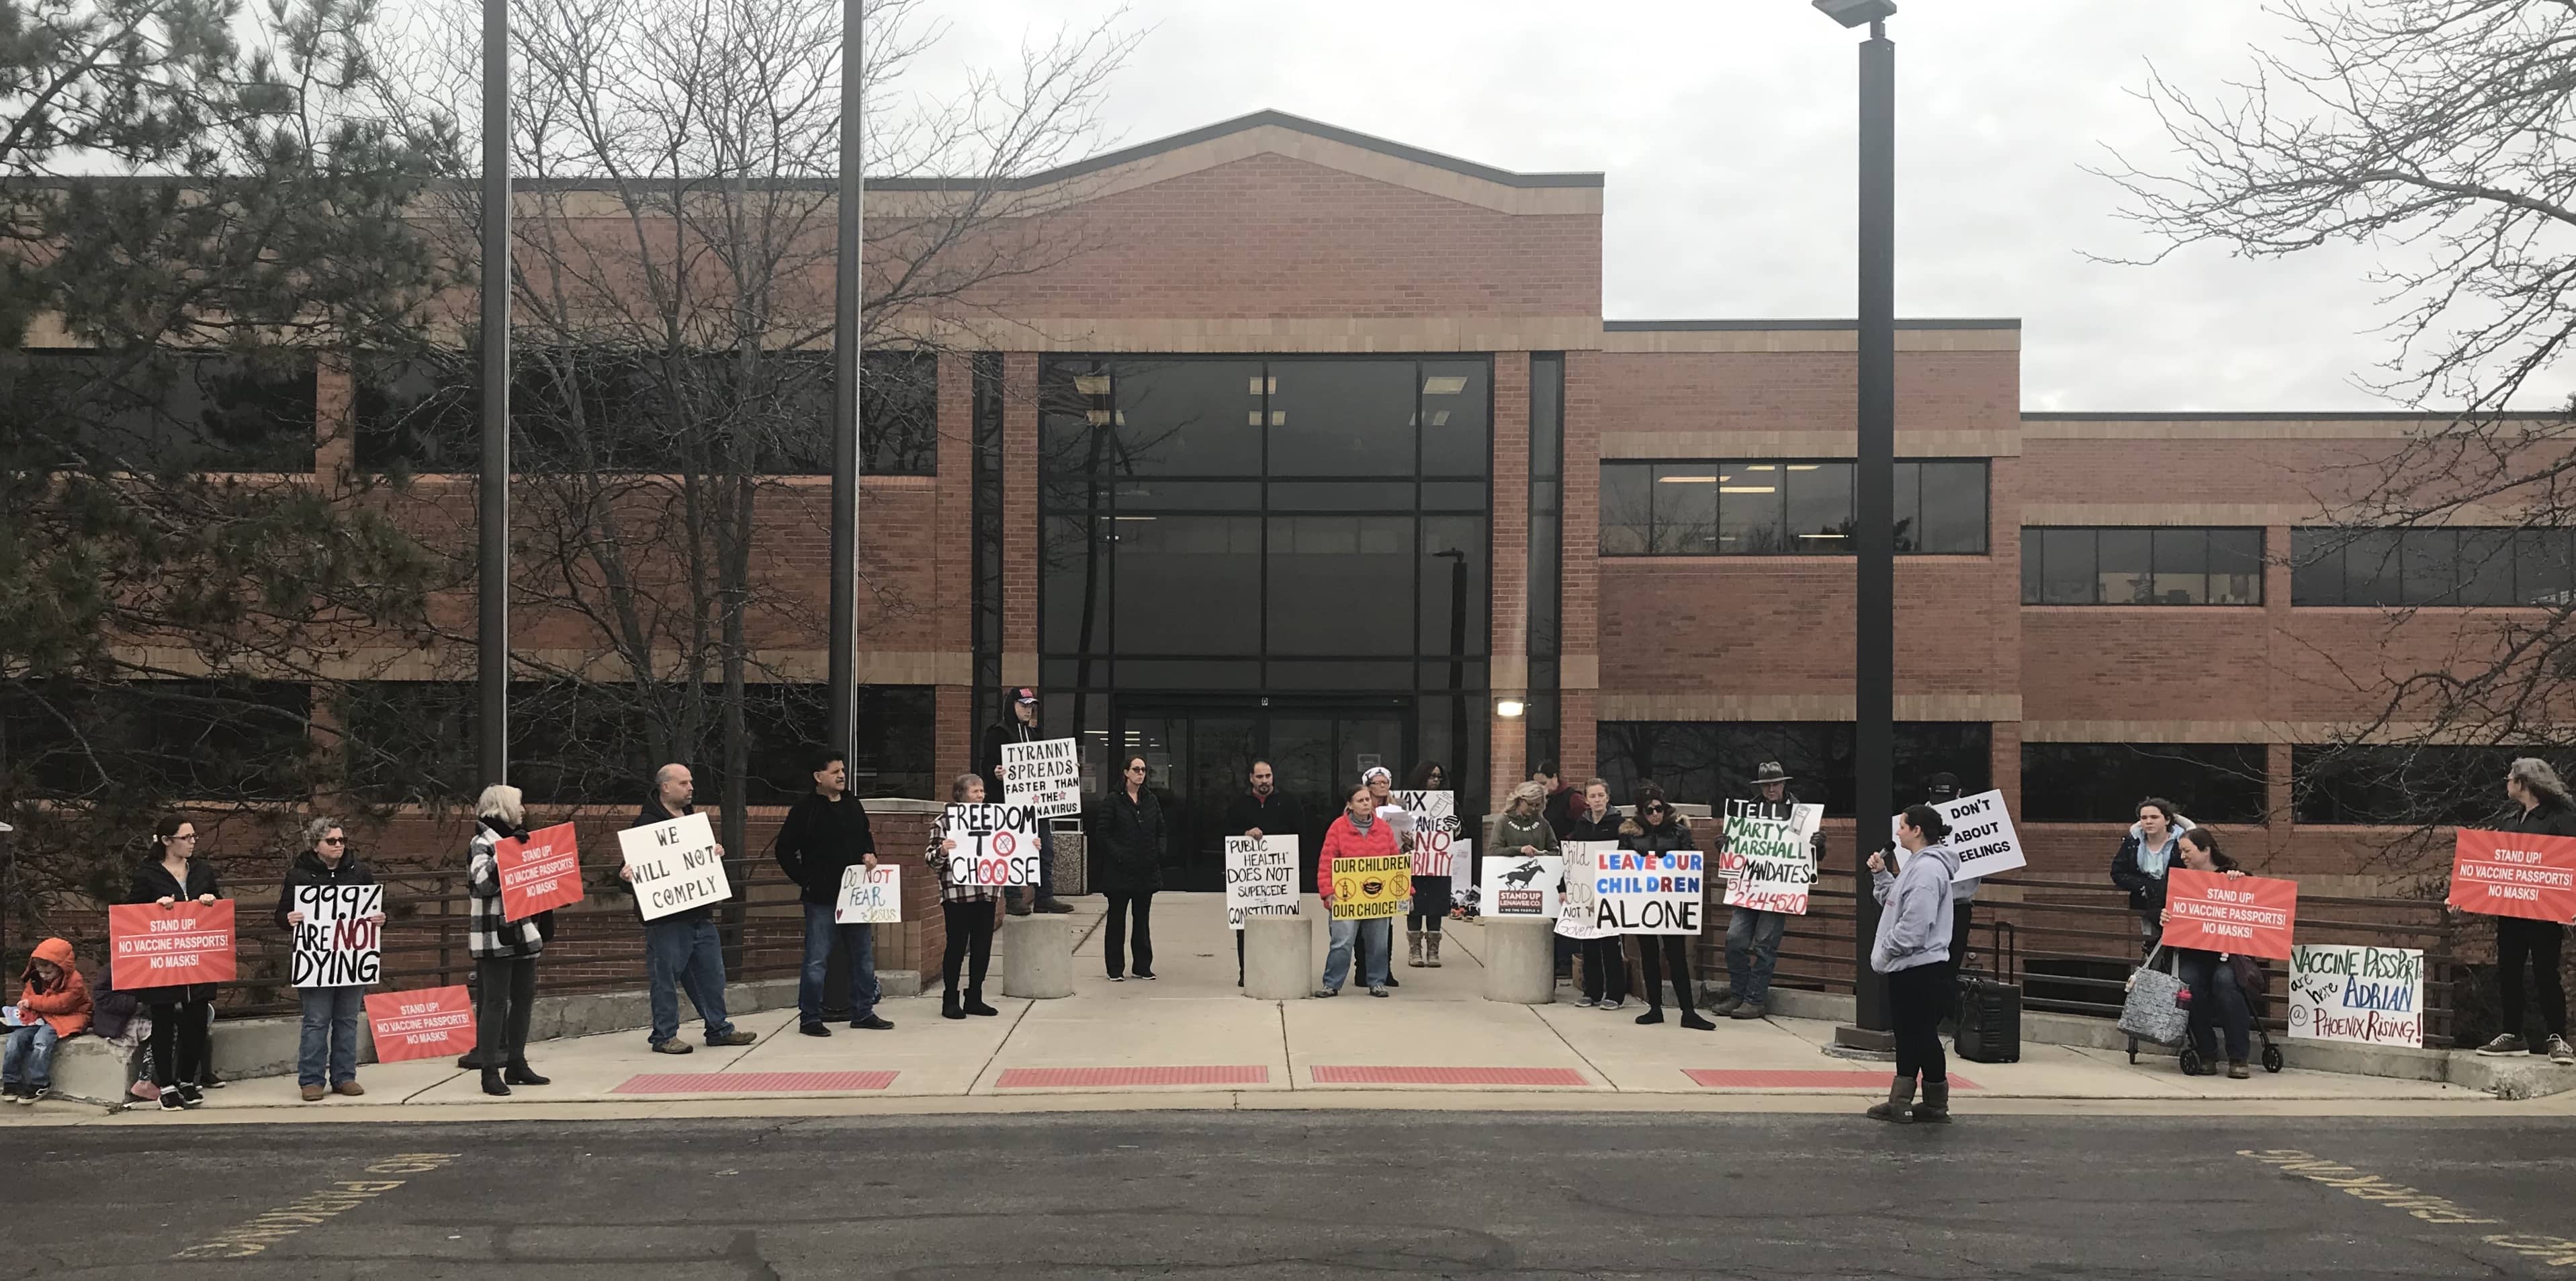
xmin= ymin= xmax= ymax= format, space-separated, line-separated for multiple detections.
xmin=1322 ymin=917 xmax=1392 ymax=992
xmin=2 ymin=1024 xmax=58 ymax=1090
xmin=297 ymin=985 xmax=364 ymax=1087
xmin=799 ymin=903 xmax=879 ymax=1025
xmin=1725 ymin=908 xmax=1788 ymax=1004
xmin=645 ymin=916 xmax=734 ymax=1045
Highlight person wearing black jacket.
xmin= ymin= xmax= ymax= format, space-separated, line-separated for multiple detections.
xmin=1094 ymin=756 xmax=1167 ymax=980
xmin=1562 ymin=779 xmax=1628 ymax=1010
xmin=776 ymin=749 xmax=891 ymax=1036
xmin=2108 ymin=797 xmax=2193 ymax=956
xmin=1222 ymin=760 xmax=1304 ymax=987
xmin=1713 ymin=762 xmax=1825 ymax=1021
xmin=1620 ymin=787 xmax=1716 ymax=1030
xmin=2149 ymin=826 xmax=2258 ymax=1079
xmin=127 ymin=815 xmax=222 ymax=1111
xmin=275 ymin=818 xmax=384 ymax=1101
xmin=2474 ymin=759 xmax=2576 ymax=1063
xmin=621 ymin=764 xmax=756 ymax=1053
xmin=977 ymin=688 xmax=1073 ymax=916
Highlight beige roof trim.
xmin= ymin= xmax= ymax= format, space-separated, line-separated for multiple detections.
xmin=1601 ymin=328 xmax=2020 ymax=353
xmin=1596 ymin=693 xmax=2018 ymax=722
xmin=1601 ymin=429 xmax=2018 ymax=459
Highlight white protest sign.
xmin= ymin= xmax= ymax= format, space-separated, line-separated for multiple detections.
xmin=1395 ymin=791 xmax=1462 ymax=877
xmin=835 ymin=864 xmax=902 ymax=924
xmin=2286 ymin=944 xmax=2424 ymax=1048
xmin=1597 ymin=850 xmax=1704 ymax=934
xmin=1723 ymin=802 xmax=1822 ymax=916
xmin=1225 ymin=836 xmax=1301 ymax=930
xmin=619 ymin=811 xmax=731 ymax=921
xmin=1888 ymin=789 xmax=2025 ymax=882
xmin=940 ymin=803 xmax=1045 ymax=887
xmin=1002 ymin=738 xmax=1083 ymax=818
xmin=1556 ymin=842 xmax=1614 ymax=939
xmin=291 ymin=883 xmax=383 ymax=987
xmin=1482 ymin=854 xmax=1564 ymax=918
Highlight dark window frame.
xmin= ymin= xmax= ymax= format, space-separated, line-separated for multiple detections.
xmin=2018 ymin=742 xmax=2271 ymax=824
xmin=2019 ymin=526 xmax=2266 ymax=606
xmin=1598 ymin=458 xmax=1991 ymax=558
xmin=2291 ymin=526 xmax=2576 ymax=608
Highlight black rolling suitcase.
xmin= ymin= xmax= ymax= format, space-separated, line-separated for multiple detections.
xmin=1954 ymin=920 xmax=2023 ymax=1064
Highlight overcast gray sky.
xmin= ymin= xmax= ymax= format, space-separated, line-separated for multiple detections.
xmin=911 ymin=1 xmax=2559 ymax=414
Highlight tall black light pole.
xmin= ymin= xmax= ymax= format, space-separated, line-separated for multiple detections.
xmin=1818 ymin=0 xmax=1897 ymax=1052
xmin=828 ymin=0 xmax=864 ymax=769
xmin=477 ymin=0 xmax=511 ymax=788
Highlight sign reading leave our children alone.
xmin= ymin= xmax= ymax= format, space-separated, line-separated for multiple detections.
xmin=2286 ymin=944 xmax=2424 ymax=1049
xmin=2448 ymin=828 xmax=2576 ymax=922
xmin=1594 ymin=850 xmax=1703 ymax=934
xmin=618 ymin=811 xmax=731 ymax=922
xmin=1722 ymin=802 xmax=1823 ymax=916
xmin=109 ymin=901 xmax=238 ymax=989
xmin=2160 ymin=867 xmax=2300 ymax=960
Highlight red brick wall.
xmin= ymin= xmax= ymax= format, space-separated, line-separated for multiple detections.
xmin=1594 ymin=349 xmax=2017 ymax=437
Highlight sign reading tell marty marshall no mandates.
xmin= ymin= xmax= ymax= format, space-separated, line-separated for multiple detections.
xmin=1722 ymin=803 xmax=1822 ymax=916
xmin=1001 ymin=738 xmax=1083 ymax=818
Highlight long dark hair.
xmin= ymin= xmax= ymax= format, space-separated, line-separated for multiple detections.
xmin=1407 ymin=760 xmax=1446 ymax=790
xmin=1898 ymin=804 xmax=1951 ymax=844
xmin=2178 ymin=826 xmax=2239 ymax=873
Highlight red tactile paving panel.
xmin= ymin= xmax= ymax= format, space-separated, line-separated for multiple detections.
xmin=611 ymin=1071 xmax=898 ymax=1094
xmin=1310 ymin=1065 xmax=1591 ymax=1087
xmin=993 ymin=1065 xmax=1271 ymax=1088
xmin=1682 ymin=1069 xmax=1981 ymax=1090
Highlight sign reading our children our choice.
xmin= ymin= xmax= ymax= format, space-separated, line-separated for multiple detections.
xmin=2159 ymin=867 xmax=2300 ymax=961
xmin=2448 ymin=828 xmax=2576 ymax=922
xmin=1329 ymin=854 xmax=1409 ymax=921
xmin=494 ymin=821 xmax=584 ymax=922
xmin=109 ymin=901 xmax=237 ymax=989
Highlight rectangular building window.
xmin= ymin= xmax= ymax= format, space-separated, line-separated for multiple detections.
xmin=2019 ymin=527 xmax=2264 ymax=605
xmin=1 ymin=678 xmax=313 ymax=801
xmin=2293 ymin=744 xmax=2562 ymax=826
xmin=1599 ymin=459 xmax=1989 ymax=556
xmin=4 ymin=349 xmax=317 ymax=474
xmin=2018 ymin=743 xmax=2269 ymax=824
xmin=1597 ymin=721 xmax=1992 ymax=818
xmin=2292 ymin=527 xmax=2575 ymax=607
xmin=1527 ymin=353 xmax=1564 ymax=773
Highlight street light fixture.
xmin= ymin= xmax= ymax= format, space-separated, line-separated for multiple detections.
xmin=1812 ymin=0 xmax=1896 ymax=28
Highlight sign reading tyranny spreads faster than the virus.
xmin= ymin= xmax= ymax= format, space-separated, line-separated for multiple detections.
xmin=1225 ymin=836 xmax=1300 ymax=929
xmin=2286 ymin=943 xmax=2424 ymax=1049
xmin=1595 ymin=850 xmax=1703 ymax=934
xmin=1330 ymin=853 xmax=1409 ymax=920
xmin=291 ymin=883 xmax=383 ymax=988
xmin=618 ymin=811 xmax=731 ymax=922
xmin=1001 ymin=738 xmax=1083 ymax=819
xmin=2160 ymin=868 xmax=2299 ymax=960
xmin=495 ymin=821 xmax=584 ymax=922
xmin=2448 ymin=828 xmax=2576 ymax=922
xmin=109 ymin=901 xmax=237 ymax=989
xmin=1481 ymin=854 xmax=1563 ymax=918
xmin=940 ymin=803 xmax=1045 ymax=888
xmin=1723 ymin=802 xmax=1823 ymax=916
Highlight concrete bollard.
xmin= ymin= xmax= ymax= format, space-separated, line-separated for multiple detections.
xmin=1242 ymin=912 xmax=1313 ymax=1000
xmin=1003 ymin=912 xmax=1075 ymax=1000
xmin=1482 ymin=917 xmax=1558 ymax=1004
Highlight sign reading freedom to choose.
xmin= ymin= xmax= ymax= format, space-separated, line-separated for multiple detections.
xmin=1595 ymin=850 xmax=1703 ymax=934
xmin=1330 ymin=853 xmax=1409 ymax=920
xmin=495 ymin=821 xmax=584 ymax=922
xmin=109 ymin=901 xmax=237 ymax=989
xmin=1000 ymin=738 xmax=1083 ymax=818
xmin=2286 ymin=944 xmax=2423 ymax=1048
xmin=2160 ymin=868 xmax=2299 ymax=960
xmin=365 ymin=986 xmax=474 ymax=1063
xmin=1225 ymin=836 xmax=1300 ymax=929
xmin=2448 ymin=828 xmax=2576 ymax=922
xmin=291 ymin=883 xmax=383 ymax=988
xmin=940 ymin=803 xmax=1045 ymax=887
xmin=619 ymin=811 xmax=731 ymax=922
xmin=1722 ymin=802 xmax=1823 ymax=916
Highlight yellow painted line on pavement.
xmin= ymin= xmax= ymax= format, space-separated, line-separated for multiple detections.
xmin=173 ymin=1152 xmax=461 ymax=1260
xmin=2237 ymin=1149 xmax=2500 ymax=1224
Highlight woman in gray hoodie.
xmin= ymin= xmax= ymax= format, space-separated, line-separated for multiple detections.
xmin=1867 ymin=804 xmax=1962 ymax=1124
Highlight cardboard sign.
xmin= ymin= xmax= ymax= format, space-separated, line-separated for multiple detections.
xmin=2448 ymin=828 xmax=2576 ymax=922
xmin=2286 ymin=944 xmax=2424 ymax=1048
xmin=1722 ymin=802 xmax=1823 ymax=916
xmin=496 ymin=821 xmax=584 ymax=922
xmin=291 ymin=883 xmax=383 ymax=988
xmin=1329 ymin=852 xmax=1409 ymax=920
xmin=1887 ymin=790 xmax=2025 ymax=882
xmin=1224 ymin=836 xmax=1300 ymax=929
xmin=1394 ymin=791 xmax=1462 ymax=877
xmin=1555 ymin=842 xmax=1613 ymax=939
xmin=364 ymin=986 xmax=475 ymax=1063
xmin=1001 ymin=738 xmax=1083 ymax=818
xmin=939 ymin=803 xmax=1045 ymax=887
xmin=835 ymin=864 xmax=901 ymax=924
xmin=1597 ymin=850 xmax=1704 ymax=934
xmin=1480 ymin=854 xmax=1564 ymax=918
xmin=109 ymin=901 xmax=237 ymax=988
xmin=2160 ymin=868 xmax=2299 ymax=960
xmin=618 ymin=811 xmax=731 ymax=921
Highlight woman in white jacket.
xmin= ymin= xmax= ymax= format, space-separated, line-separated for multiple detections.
xmin=1866 ymin=804 xmax=1961 ymax=1124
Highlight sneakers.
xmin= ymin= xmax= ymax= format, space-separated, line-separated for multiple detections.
xmin=1728 ymin=1001 xmax=1767 ymax=1020
xmin=1707 ymin=993 xmax=1744 ymax=1017
xmin=2 ymin=1084 xmax=28 ymax=1105
xmin=1368 ymin=985 xmax=1389 ymax=998
xmin=650 ymin=1039 xmax=695 ymax=1055
xmin=800 ymin=1022 xmax=834 ymax=1037
xmin=2476 ymin=1033 xmax=2530 ymax=1057
xmin=1598 ymin=998 xmax=1624 ymax=1012
xmin=159 ymin=1088 xmax=187 ymax=1112
xmin=2551 ymin=1035 xmax=2576 ymax=1065
xmin=1572 ymin=996 xmax=1597 ymax=1009
xmin=2227 ymin=1061 xmax=2251 ymax=1079
xmin=176 ymin=1084 xmax=204 ymax=1107
xmin=708 ymin=1029 xmax=758 ymax=1047
xmin=850 ymin=1016 xmax=895 ymax=1030
xmin=1313 ymin=987 xmax=1340 ymax=998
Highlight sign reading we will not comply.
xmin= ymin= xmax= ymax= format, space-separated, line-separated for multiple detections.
xmin=619 ymin=811 xmax=731 ymax=922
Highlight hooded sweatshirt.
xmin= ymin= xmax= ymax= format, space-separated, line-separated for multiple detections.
xmin=1870 ymin=840 xmax=1963 ymax=975
xmin=2110 ymin=815 xmax=2199 ymax=912
xmin=14 ymin=939 xmax=91 ymax=1038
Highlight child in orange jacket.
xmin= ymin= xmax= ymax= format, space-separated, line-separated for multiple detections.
xmin=5 ymin=938 xmax=91 ymax=1102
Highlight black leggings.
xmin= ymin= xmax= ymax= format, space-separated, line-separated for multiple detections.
xmin=1635 ymin=934 xmax=1695 ymax=1012
xmin=1887 ymin=963 xmax=1949 ymax=1086
xmin=146 ymin=997 xmax=211 ymax=1090
xmin=1105 ymin=891 xmax=1155 ymax=977
xmin=474 ymin=956 xmax=537 ymax=1067
xmin=2499 ymin=917 xmax=2568 ymax=1040
xmin=1406 ymin=876 xmax=1450 ymax=932
xmin=1579 ymin=937 xmax=1628 ymax=1004
xmin=943 ymin=899 xmax=997 ymax=996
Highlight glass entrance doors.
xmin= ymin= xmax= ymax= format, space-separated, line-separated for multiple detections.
xmin=1115 ymin=701 xmax=1409 ymax=891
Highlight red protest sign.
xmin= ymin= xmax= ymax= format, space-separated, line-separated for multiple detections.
xmin=2448 ymin=828 xmax=2576 ymax=922
xmin=497 ymin=821 xmax=586 ymax=922
xmin=2160 ymin=869 xmax=2299 ymax=960
xmin=109 ymin=901 xmax=237 ymax=989
xmin=364 ymin=986 xmax=476 ymax=1063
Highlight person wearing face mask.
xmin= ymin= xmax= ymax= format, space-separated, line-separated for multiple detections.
xmin=1561 ymin=779 xmax=1627 ymax=1010
xmin=2110 ymin=797 xmax=2194 ymax=957
xmin=2150 ymin=826 xmax=2259 ymax=1079
xmin=2471 ymin=758 xmax=2576 ymax=1064
xmin=1618 ymin=785 xmax=1716 ymax=1030
xmin=1866 ymin=804 xmax=1962 ymax=1124
xmin=1315 ymin=782 xmax=1399 ymax=998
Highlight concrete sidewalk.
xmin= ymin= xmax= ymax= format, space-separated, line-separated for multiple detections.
xmin=5 ymin=893 xmax=2556 ymax=1127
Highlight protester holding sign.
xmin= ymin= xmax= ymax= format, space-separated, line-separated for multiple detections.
xmin=1865 ymin=805 xmax=1960 ymax=1124
xmin=774 ymin=749 xmax=890 ymax=1037
xmin=466 ymin=785 xmax=549 ymax=1098
xmin=1619 ymin=787 xmax=1715 ymax=1030
xmin=126 ymin=815 xmax=224 ymax=1112
xmin=930 ymin=775 xmax=1003 ymax=1020
xmin=1561 ymin=781 xmax=1626 ymax=1009
xmin=1714 ymin=762 xmax=1822 ymax=1021
xmin=1223 ymin=760 xmax=1304 ymax=987
xmin=623 ymin=764 xmax=756 ymax=1053
xmin=977 ymin=688 xmax=1073 ymax=916
xmin=273 ymin=818 xmax=384 ymax=1102
xmin=2469 ymin=758 xmax=2576 ymax=1063
xmin=1401 ymin=764 xmax=1456 ymax=969
xmin=1317 ymin=783 xmax=1400 ymax=998
xmin=2154 ymin=828 xmax=2259 ymax=1079
xmin=1094 ymin=756 xmax=1167 ymax=981
xmin=1495 ymin=783 xmax=1568 ymax=976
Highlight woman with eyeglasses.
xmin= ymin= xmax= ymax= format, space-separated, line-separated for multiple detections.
xmin=1619 ymin=786 xmax=1716 ymax=1030
xmin=273 ymin=818 xmax=386 ymax=1102
xmin=127 ymin=815 xmax=224 ymax=1111
xmin=1403 ymin=760 xmax=1452 ymax=969
xmin=1094 ymin=756 xmax=1167 ymax=981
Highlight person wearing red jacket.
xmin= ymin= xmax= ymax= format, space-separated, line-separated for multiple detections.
xmin=5 ymin=938 xmax=91 ymax=1104
xmin=1315 ymin=782 xmax=1400 ymax=998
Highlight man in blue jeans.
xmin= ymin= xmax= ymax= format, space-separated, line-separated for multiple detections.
xmin=1714 ymin=761 xmax=1823 ymax=1020
xmin=774 ymin=748 xmax=893 ymax=1034
xmin=626 ymin=764 xmax=758 ymax=1054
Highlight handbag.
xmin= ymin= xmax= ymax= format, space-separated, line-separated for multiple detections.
xmin=2118 ymin=945 xmax=2192 ymax=1047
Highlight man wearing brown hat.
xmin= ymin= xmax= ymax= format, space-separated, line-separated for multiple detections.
xmin=977 ymin=688 xmax=1073 ymax=916
xmin=1712 ymin=760 xmax=1821 ymax=1020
